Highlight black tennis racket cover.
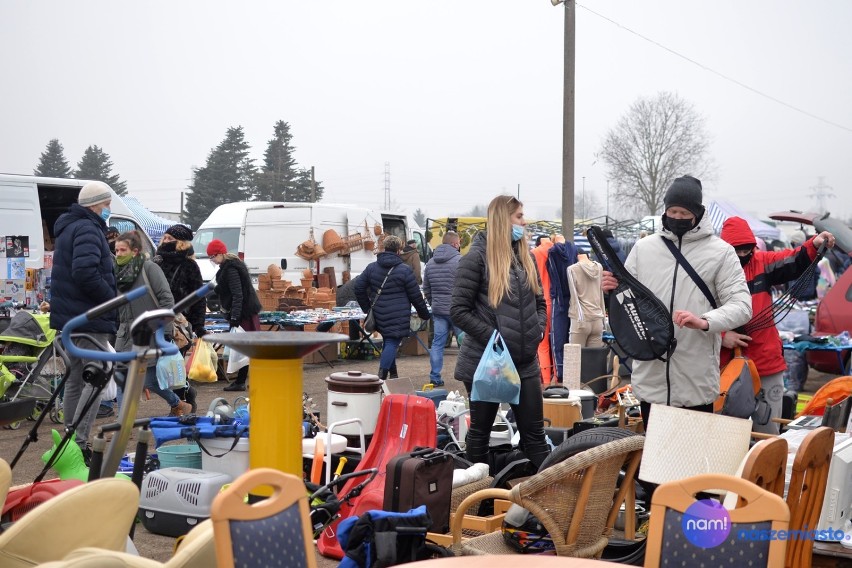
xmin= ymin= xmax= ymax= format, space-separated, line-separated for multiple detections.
xmin=587 ymin=226 xmax=676 ymax=361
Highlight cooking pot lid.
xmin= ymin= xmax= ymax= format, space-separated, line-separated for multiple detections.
xmin=542 ymin=385 xmax=572 ymax=399
xmin=325 ymin=370 xmax=383 ymax=388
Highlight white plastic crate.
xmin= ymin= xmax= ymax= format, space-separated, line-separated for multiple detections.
xmin=139 ymin=467 xmax=232 ymax=537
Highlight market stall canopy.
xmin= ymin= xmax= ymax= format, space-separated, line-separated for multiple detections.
xmin=119 ymin=195 xmax=177 ymax=244
xmin=707 ymin=200 xmax=781 ymax=241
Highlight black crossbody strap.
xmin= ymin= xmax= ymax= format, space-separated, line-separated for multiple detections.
xmin=369 ymin=266 xmax=395 ymax=310
xmin=662 ymin=238 xmax=718 ymax=309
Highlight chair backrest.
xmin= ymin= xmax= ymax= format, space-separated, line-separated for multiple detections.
xmin=785 ymin=426 xmax=834 ymax=568
xmin=580 ymin=346 xmax=611 ymax=393
xmin=645 ymin=473 xmax=789 ymax=568
xmin=211 ymin=468 xmax=316 ymax=568
xmin=740 ymin=437 xmax=788 ymax=504
xmin=0 ymin=458 xmax=10 ymax=510
xmin=0 ymin=477 xmax=139 ymax=567
xmin=512 ymin=434 xmax=645 ymax=557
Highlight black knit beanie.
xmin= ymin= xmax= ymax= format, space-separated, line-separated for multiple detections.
xmin=165 ymin=224 xmax=194 ymax=241
xmin=664 ymin=176 xmax=704 ymax=218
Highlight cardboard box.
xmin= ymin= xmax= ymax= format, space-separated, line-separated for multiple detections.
xmin=304 ymin=343 xmax=339 ymax=365
xmin=398 ymin=330 xmax=429 ymax=356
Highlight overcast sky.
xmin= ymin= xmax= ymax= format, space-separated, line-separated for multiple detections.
xmin=1 ymin=1 xmax=850 ymax=225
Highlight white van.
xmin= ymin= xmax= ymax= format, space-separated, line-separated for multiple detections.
xmin=193 ymin=202 xmax=426 ymax=285
xmin=0 ymin=173 xmax=155 ymax=305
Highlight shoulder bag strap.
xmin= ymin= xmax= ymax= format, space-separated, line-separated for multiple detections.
xmin=662 ymin=237 xmax=718 ymax=309
xmin=369 ymin=265 xmax=395 ymax=310
xmin=140 ymin=263 xmax=161 ymax=306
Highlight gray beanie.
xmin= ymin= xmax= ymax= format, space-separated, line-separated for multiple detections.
xmin=77 ymin=181 xmax=113 ymax=207
xmin=664 ymin=175 xmax=704 ymax=218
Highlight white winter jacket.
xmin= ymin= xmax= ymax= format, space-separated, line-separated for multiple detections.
xmin=624 ymin=220 xmax=752 ymax=407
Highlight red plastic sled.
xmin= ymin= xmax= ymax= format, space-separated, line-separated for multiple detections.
xmin=316 ymin=393 xmax=437 ymax=559
xmin=2 ymin=479 xmax=84 ymax=523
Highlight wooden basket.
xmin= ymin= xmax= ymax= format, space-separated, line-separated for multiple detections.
xmin=339 ymin=233 xmax=364 ymax=255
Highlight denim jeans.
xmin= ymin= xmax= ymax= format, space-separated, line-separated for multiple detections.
xmin=430 ymin=315 xmax=461 ymax=382
xmin=117 ymin=364 xmax=180 ymax=412
xmin=379 ymin=337 xmax=402 ymax=371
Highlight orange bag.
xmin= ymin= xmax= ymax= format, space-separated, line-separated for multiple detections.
xmin=715 ymin=347 xmax=761 ymax=416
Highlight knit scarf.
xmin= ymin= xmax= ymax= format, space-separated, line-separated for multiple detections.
xmin=115 ymin=254 xmax=145 ymax=292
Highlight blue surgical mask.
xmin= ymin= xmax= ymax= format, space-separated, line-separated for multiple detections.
xmin=100 ymin=207 xmax=111 ymax=221
xmin=511 ymin=224 xmax=525 ymax=242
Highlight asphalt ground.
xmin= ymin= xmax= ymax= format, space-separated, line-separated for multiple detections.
xmin=0 ymin=345 xmax=837 ymax=565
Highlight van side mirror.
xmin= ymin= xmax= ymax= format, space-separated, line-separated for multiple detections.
xmin=280 ymin=259 xmax=287 ymax=270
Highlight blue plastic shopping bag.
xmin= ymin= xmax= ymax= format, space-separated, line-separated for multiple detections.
xmin=471 ymin=331 xmax=521 ymax=405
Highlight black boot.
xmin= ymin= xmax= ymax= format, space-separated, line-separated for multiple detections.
xmin=378 ymin=367 xmax=389 ymax=381
xmin=185 ymin=385 xmax=198 ymax=414
xmin=389 ymin=363 xmax=399 ymax=379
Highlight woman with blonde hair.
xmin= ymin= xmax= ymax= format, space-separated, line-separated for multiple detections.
xmin=451 ymin=195 xmax=550 ymax=469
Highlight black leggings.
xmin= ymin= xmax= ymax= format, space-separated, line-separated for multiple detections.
xmin=463 ymin=377 xmax=551 ymax=470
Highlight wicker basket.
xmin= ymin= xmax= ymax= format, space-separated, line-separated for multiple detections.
xmin=339 ymin=233 xmax=364 ymax=255
xmin=257 ymin=274 xmax=271 ymax=291
xmin=373 ymin=223 xmax=382 ymax=236
xmin=364 ymin=239 xmax=375 ymax=251
xmin=322 ymin=229 xmax=346 ymax=254
xmin=267 ymin=264 xmax=283 ymax=279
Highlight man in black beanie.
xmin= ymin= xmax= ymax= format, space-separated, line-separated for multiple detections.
xmin=602 ymin=175 xmax=752 ymax=429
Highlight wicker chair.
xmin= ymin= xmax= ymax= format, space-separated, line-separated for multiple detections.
xmin=449 ymin=435 xmax=644 ymax=558
xmin=0 ymin=458 xmax=10 ymax=510
xmin=645 ymin=473 xmax=789 ymax=568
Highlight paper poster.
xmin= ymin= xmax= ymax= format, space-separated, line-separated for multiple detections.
xmin=4 ymin=236 xmax=29 ymax=258
xmin=43 ymin=251 xmax=53 ymax=271
xmin=5 ymin=280 xmax=25 ymax=303
xmin=0 ymin=238 xmax=5 ymax=256
xmin=7 ymin=258 xmax=25 ymax=280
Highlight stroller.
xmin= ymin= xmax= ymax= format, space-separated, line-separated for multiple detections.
xmin=0 ymin=310 xmax=69 ymax=428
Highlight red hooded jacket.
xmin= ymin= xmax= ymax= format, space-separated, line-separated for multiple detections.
xmin=720 ymin=217 xmax=819 ymax=376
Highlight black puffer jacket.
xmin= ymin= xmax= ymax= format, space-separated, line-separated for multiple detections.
xmin=214 ymin=257 xmax=261 ymax=325
xmin=451 ymin=231 xmax=546 ymax=384
xmin=354 ymin=252 xmax=430 ymax=339
xmin=153 ymin=243 xmax=208 ymax=336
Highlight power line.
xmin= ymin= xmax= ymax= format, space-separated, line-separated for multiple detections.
xmin=577 ymin=2 xmax=852 ymax=134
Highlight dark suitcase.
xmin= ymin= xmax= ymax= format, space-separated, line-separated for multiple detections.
xmin=572 ymin=415 xmax=620 ymax=434
xmin=384 ymin=446 xmax=454 ymax=533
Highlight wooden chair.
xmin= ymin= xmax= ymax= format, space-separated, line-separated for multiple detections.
xmin=450 ymin=435 xmax=644 ymax=558
xmin=645 ymin=473 xmax=789 ymax=568
xmin=740 ymin=436 xmax=789 ymax=503
xmin=210 ymin=468 xmax=316 ymax=568
xmin=784 ymin=426 xmax=834 ymax=568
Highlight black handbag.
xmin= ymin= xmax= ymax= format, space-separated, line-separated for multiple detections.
xmin=363 ymin=266 xmax=395 ymax=334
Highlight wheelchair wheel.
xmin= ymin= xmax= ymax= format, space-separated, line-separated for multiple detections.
xmin=49 ymin=404 xmax=64 ymax=424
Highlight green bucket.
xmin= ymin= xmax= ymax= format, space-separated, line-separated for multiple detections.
xmin=156 ymin=443 xmax=202 ymax=470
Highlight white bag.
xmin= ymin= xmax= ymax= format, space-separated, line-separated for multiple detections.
xmin=101 ymin=378 xmax=118 ymax=401
xmin=225 ymin=327 xmax=250 ymax=374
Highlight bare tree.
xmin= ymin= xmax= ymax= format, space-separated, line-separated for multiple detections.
xmin=599 ymin=92 xmax=713 ymax=216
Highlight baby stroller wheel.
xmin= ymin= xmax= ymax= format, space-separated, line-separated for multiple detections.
xmin=5 ymin=419 xmax=22 ymax=430
xmin=49 ymin=405 xmax=64 ymax=424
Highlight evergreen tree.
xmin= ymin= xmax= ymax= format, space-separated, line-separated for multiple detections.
xmin=413 ymin=208 xmax=428 ymax=228
xmin=253 ymin=120 xmax=323 ymax=202
xmin=184 ymin=126 xmax=257 ymax=229
xmin=74 ymin=145 xmax=128 ymax=195
xmin=34 ymin=139 xmax=72 ymax=178
xmin=254 ymin=120 xmax=297 ymax=201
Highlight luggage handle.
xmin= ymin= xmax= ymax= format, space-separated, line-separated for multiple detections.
xmin=331 ymin=401 xmax=348 ymax=407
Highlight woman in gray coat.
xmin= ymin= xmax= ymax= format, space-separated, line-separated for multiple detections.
xmin=114 ymin=231 xmax=191 ymax=417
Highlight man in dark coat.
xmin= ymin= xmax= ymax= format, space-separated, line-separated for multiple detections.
xmin=422 ymin=231 xmax=462 ymax=386
xmin=354 ymin=236 xmax=430 ymax=380
xmin=50 ymin=181 xmax=118 ymax=456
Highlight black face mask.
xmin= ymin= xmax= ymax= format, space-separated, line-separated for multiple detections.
xmin=156 ymin=241 xmax=177 ymax=255
xmin=739 ymin=251 xmax=754 ymax=267
xmin=664 ymin=216 xmax=694 ymax=238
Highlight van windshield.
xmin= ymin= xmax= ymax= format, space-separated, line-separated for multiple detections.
xmin=194 ymin=228 xmax=239 ymax=259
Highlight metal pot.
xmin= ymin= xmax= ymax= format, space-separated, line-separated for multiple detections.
xmin=325 ymin=371 xmax=383 ymax=436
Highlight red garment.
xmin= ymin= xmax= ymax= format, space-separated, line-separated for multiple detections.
xmin=532 ymin=241 xmax=554 ymax=382
xmin=720 ymin=217 xmax=819 ymax=375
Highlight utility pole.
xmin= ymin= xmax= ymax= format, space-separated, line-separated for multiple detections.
xmin=310 ymin=166 xmax=316 ymax=203
xmin=383 ymin=162 xmax=391 ymax=210
xmin=582 ymin=176 xmax=586 ymax=220
xmin=180 ymin=192 xmax=184 ymax=224
xmin=557 ymin=0 xmax=575 ymax=242
xmin=517 ymin=184 xmax=520 ymax=199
